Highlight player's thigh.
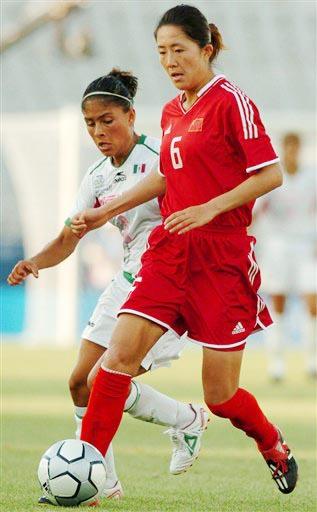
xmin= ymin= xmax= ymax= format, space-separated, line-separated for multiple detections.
xmin=69 ymin=339 xmax=106 ymax=387
xmin=202 ymin=346 xmax=244 ymax=405
xmin=103 ymin=313 xmax=165 ymax=375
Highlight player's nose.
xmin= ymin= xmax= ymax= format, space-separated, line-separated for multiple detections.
xmin=166 ymin=51 xmax=177 ymax=67
xmin=94 ymin=122 xmax=105 ymax=137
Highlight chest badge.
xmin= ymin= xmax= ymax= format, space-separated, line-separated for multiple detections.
xmin=188 ymin=118 xmax=204 ymax=132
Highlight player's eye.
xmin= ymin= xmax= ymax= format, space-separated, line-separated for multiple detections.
xmin=175 ymin=49 xmax=184 ymax=53
xmin=85 ymin=121 xmax=95 ymax=127
xmin=102 ymin=119 xmax=113 ymax=125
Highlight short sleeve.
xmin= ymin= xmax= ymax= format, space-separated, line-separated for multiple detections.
xmin=224 ymin=85 xmax=279 ymax=173
xmin=157 ymin=156 xmax=165 ymax=177
xmin=67 ymin=170 xmax=96 ymax=219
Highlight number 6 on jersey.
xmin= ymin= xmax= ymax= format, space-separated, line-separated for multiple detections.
xmin=170 ymin=136 xmax=183 ymax=169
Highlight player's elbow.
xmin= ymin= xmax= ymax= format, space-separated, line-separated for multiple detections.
xmin=263 ymin=163 xmax=283 ymax=192
xmin=273 ymin=164 xmax=283 ymax=188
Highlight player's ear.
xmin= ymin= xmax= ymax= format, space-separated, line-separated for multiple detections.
xmin=128 ymin=108 xmax=136 ymax=126
xmin=202 ymin=43 xmax=213 ymax=61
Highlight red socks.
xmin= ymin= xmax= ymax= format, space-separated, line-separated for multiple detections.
xmin=208 ymin=388 xmax=278 ymax=451
xmin=81 ymin=367 xmax=131 ymax=456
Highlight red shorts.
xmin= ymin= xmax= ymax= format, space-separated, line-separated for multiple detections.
xmin=120 ymin=224 xmax=272 ymax=351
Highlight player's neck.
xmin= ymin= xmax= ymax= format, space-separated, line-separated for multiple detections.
xmin=112 ymin=133 xmax=139 ymax=167
xmin=183 ymin=71 xmax=215 ymax=110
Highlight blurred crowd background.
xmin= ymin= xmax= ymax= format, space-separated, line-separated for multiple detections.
xmin=1 ymin=1 xmax=316 ymax=378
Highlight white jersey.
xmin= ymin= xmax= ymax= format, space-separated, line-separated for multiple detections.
xmin=257 ymin=167 xmax=316 ymax=241
xmin=69 ymin=134 xmax=161 ymax=276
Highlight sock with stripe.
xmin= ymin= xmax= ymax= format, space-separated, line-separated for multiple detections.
xmin=208 ymin=388 xmax=278 ymax=451
xmin=80 ymin=367 xmax=132 ymax=456
xmin=125 ymin=381 xmax=195 ymax=428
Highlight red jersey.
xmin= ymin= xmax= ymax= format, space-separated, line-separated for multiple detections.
xmin=159 ymin=74 xmax=279 ymax=228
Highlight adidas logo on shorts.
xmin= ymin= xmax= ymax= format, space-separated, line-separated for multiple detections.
xmin=232 ymin=322 xmax=245 ymax=335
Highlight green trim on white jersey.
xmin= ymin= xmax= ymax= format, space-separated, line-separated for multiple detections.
xmin=89 ymin=157 xmax=108 ymax=175
xmin=137 ymin=134 xmax=159 ymax=155
xmin=68 ymin=134 xmax=161 ymax=275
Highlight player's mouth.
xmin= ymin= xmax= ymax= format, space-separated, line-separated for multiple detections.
xmin=98 ymin=142 xmax=112 ymax=151
xmin=170 ymin=72 xmax=184 ymax=82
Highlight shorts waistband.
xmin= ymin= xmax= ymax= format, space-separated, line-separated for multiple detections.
xmin=195 ymin=225 xmax=247 ymax=235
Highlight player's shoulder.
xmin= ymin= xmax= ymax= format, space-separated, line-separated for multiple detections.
xmin=162 ymin=95 xmax=179 ymax=113
xmin=88 ymin=156 xmax=109 ymax=175
xmin=136 ymin=134 xmax=160 ymax=155
xmin=218 ymin=78 xmax=256 ymax=108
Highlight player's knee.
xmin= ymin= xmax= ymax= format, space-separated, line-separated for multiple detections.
xmin=87 ymin=369 xmax=97 ymax=391
xmin=68 ymin=371 xmax=88 ymax=400
xmin=203 ymin=382 xmax=238 ymax=407
xmin=104 ymin=347 xmax=140 ymax=376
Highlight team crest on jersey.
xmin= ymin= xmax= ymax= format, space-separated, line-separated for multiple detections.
xmin=188 ymin=118 xmax=204 ymax=132
xmin=114 ymin=171 xmax=127 ymax=183
xmin=93 ymin=175 xmax=106 ymax=188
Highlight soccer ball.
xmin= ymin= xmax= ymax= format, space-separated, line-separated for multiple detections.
xmin=37 ymin=439 xmax=107 ymax=507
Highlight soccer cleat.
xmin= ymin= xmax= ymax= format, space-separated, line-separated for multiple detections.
xmin=38 ymin=496 xmax=53 ymax=505
xmin=260 ymin=428 xmax=298 ymax=494
xmin=38 ymin=496 xmax=99 ymax=506
xmin=102 ymin=480 xmax=124 ymax=499
xmin=165 ymin=404 xmax=209 ymax=475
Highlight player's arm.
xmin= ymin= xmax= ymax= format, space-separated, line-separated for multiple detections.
xmin=70 ymin=169 xmax=166 ymax=237
xmin=7 ymin=226 xmax=79 ymax=286
xmin=165 ymin=162 xmax=283 ymax=234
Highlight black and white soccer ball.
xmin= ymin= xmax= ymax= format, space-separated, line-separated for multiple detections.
xmin=37 ymin=439 xmax=107 ymax=507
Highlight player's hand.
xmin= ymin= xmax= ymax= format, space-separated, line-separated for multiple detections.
xmin=7 ymin=260 xmax=39 ymax=286
xmin=70 ymin=207 xmax=109 ymax=238
xmin=164 ymin=204 xmax=218 ymax=234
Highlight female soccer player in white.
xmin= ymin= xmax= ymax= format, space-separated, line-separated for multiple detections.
xmin=71 ymin=5 xmax=298 ymax=496
xmin=7 ymin=69 xmax=209 ymax=501
xmin=256 ymin=132 xmax=316 ymax=380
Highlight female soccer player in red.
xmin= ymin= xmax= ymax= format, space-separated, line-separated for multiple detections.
xmin=72 ymin=4 xmax=298 ymax=494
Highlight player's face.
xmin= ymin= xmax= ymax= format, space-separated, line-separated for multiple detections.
xmin=156 ymin=25 xmax=213 ymax=91
xmin=83 ymin=99 xmax=135 ymax=158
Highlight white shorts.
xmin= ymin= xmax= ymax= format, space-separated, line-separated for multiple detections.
xmin=82 ymin=271 xmax=187 ymax=371
xmin=259 ymin=237 xmax=316 ymax=295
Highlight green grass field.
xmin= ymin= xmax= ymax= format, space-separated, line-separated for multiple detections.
xmin=1 ymin=344 xmax=316 ymax=511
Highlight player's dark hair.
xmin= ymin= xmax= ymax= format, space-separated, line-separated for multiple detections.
xmin=82 ymin=68 xmax=138 ymax=111
xmin=154 ymin=4 xmax=225 ymax=63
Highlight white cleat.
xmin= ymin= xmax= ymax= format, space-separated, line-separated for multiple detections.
xmin=165 ymin=404 xmax=209 ymax=475
xmin=102 ymin=480 xmax=124 ymax=500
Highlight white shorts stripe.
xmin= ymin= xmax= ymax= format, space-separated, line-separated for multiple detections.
xmin=187 ymin=336 xmax=247 ymax=350
xmin=248 ymin=241 xmax=259 ymax=285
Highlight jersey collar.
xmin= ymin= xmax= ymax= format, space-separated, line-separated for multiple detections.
xmin=178 ymin=74 xmax=226 ymax=114
xmin=197 ymin=74 xmax=226 ymax=97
